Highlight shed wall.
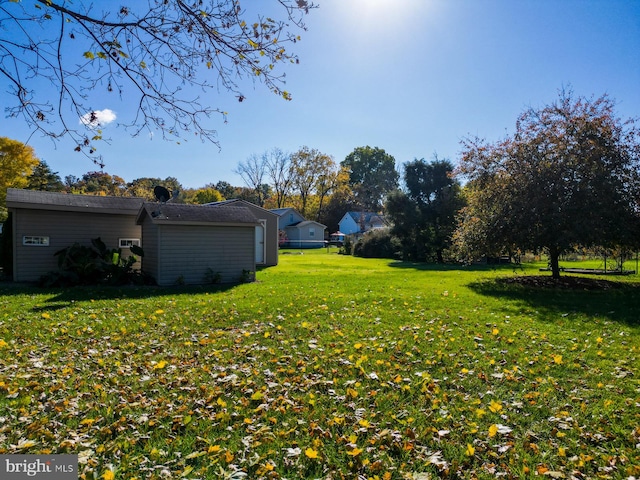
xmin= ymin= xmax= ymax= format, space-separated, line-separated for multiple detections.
xmin=12 ymin=208 xmax=141 ymax=282
xmin=140 ymin=220 xmax=160 ymax=282
xmin=147 ymin=224 xmax=255 ymax=286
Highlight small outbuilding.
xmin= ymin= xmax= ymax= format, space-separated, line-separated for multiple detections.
xmin=136 ymin=202 xmax=259 ymax=286
xmin=6 ymin=188 xmax=144 ymax=282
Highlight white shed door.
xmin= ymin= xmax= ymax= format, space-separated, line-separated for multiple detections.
xmin=255 ymin=220 xmax=266 ymax=264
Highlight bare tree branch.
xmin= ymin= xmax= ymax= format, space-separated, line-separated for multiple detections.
xmin=0 ymin=0 xmax=315 ymax=166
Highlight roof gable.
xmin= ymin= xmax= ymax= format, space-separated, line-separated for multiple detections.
xmin=345 ymin=211 xmax=385 ymax=223
xmin=269 ymin=207 xmax=295 ymax=216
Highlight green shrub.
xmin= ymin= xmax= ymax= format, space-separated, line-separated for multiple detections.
xmin=240 ymin=269 xmax=255 ymax=283
xmin=204 ymin=268 xmax=222 ymax=284
xmin=339 ymin=235 xmax=353 ymax=255
xmin=39 ymin=237 xmax=151 ymax=287
xmin=352 ymin=228 xmax=401 ymax=259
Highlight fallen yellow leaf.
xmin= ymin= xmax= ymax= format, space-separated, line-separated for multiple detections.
xmin=305 ymin=447 xmax=319 ymax=459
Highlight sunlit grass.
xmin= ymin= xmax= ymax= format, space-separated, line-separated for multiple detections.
xmin=0 ymin=250 xmax=638 ymax=479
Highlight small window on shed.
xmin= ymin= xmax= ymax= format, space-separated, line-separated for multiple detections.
xmin=309 ymin=228 xmax=315 ymax=237
xmin=23 ymin=236 xmax=49 ymax=246
xmin=119 ymin=238 xmax=141 ymax=248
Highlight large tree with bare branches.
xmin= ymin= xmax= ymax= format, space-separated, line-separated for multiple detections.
xmin=0 ymin=0 xmax=314 ymax=166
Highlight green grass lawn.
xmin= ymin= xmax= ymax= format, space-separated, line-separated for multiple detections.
xmin=1 ymin=250 xmax=639 ymax=479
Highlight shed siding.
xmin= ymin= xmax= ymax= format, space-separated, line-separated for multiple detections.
xmin=12 ymin=208 xmax=141 ymax=282
xmin=151 ymin=225 xmax=255 ymax=286
xmin=140 ymin=221 xmax=160 ymax=282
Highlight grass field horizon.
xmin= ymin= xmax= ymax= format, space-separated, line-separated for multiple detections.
xmin=1 ymin=250 xmax=638 ymax=479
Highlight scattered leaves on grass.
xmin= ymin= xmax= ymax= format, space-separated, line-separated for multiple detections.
xmin=0 ymin=256 xmax=638 ymax=479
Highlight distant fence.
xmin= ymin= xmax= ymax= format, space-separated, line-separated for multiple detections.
xmin=279 ymin=239 xmax=327 ymax=249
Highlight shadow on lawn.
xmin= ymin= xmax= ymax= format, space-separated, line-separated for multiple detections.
xmin=0 ymin=282 xmax=241 ymax=313
xmin=467 ymin=275 xmax=640 ymax=327
xmin=387 ymin=261 xmax=524 ymax=274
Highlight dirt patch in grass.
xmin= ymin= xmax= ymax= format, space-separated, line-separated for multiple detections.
xmin=501 ymin=275 xmax=625 ymax=290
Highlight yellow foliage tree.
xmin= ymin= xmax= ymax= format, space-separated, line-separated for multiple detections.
xmin=0 ymin=137 xmax=40 ymax=213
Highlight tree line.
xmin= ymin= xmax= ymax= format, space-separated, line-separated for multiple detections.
xmin=0 ymin=140 xmax=403 ymax=234
xmin=2 ymin=90 xmax=639 ymax=278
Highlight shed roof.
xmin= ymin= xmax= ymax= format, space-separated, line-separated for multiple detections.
xmin=6 ymin=188 xmax=144 ymax=214
xmin=205 ymin=199 xmax=278 ymax=217
xmin=136 ymin=203 xmax=259 ymax=226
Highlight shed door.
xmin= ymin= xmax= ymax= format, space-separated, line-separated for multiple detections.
xmin=255 ymin=220 xmax=266 ymax=264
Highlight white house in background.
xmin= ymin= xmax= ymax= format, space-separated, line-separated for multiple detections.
xmin=338 ymin=211 xmax=388 ymax=236
xmin=270 ymin=207 xmax=326 ymax=248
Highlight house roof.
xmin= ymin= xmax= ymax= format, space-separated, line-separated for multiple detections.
xmin=344 ymin=211 xmax=386 ymax=224
xmin=269 ymin=207 xmax=296 ymax=216
xmin=136 ymin=203 xmax=259 ymax=226
xmin=6 ymin=188 xmax=144 ymax=215
xmin=285 ymin=220 xmax=327 ymax=229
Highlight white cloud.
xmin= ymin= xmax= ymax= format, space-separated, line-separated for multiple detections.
xmin=80 ymin=109 xmax=116 ymax=127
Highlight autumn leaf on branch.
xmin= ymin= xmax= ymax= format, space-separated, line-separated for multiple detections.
xmin=0 ymin=0 xmax=316 ymax=165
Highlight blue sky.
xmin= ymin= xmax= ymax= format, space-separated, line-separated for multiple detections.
xmin=2 ymin=0 xmax=639 ymax=189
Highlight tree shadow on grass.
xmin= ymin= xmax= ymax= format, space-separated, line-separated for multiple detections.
xmin=387 ymin=260 xmax=524 ymax=274
xmin=467 ymin=275 xmax=640 ymax=328
xmin=0 ymin=282 xmax=242 ymax=313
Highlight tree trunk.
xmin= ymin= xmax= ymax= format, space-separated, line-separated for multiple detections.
xmin=548 ymin=246 xmax=561 ymax=279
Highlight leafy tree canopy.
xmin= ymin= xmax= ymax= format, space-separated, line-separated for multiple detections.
xmin=341 ymin=146 xmax=399 ymax=212
xmin=455 ymin=89 xmax=640 ymax=278
xmin=290 ymin=146 xmax=338 ymax=219
xmin=0 ymin=0 xmax=315 ymax=166
xmin=26 ymin=160 xmax=65 ymax=192
xmin=65 ymin=171 xmax=127 ymax=196
xmin=387 ymin=158 xmax=464 ymax=263
xmin=0 ymin=136 xmax=40 ymax=214
xmin=186 ymin=187 xmax=224 ymax=204
xmin=125 ymin=177 xmax=185 ymax=201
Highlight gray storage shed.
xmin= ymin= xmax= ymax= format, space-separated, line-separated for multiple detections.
xmin=136 ymin=202 xmax=259 ymax=285
xmin=6 ymin=188 xmax=144 ymax=282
